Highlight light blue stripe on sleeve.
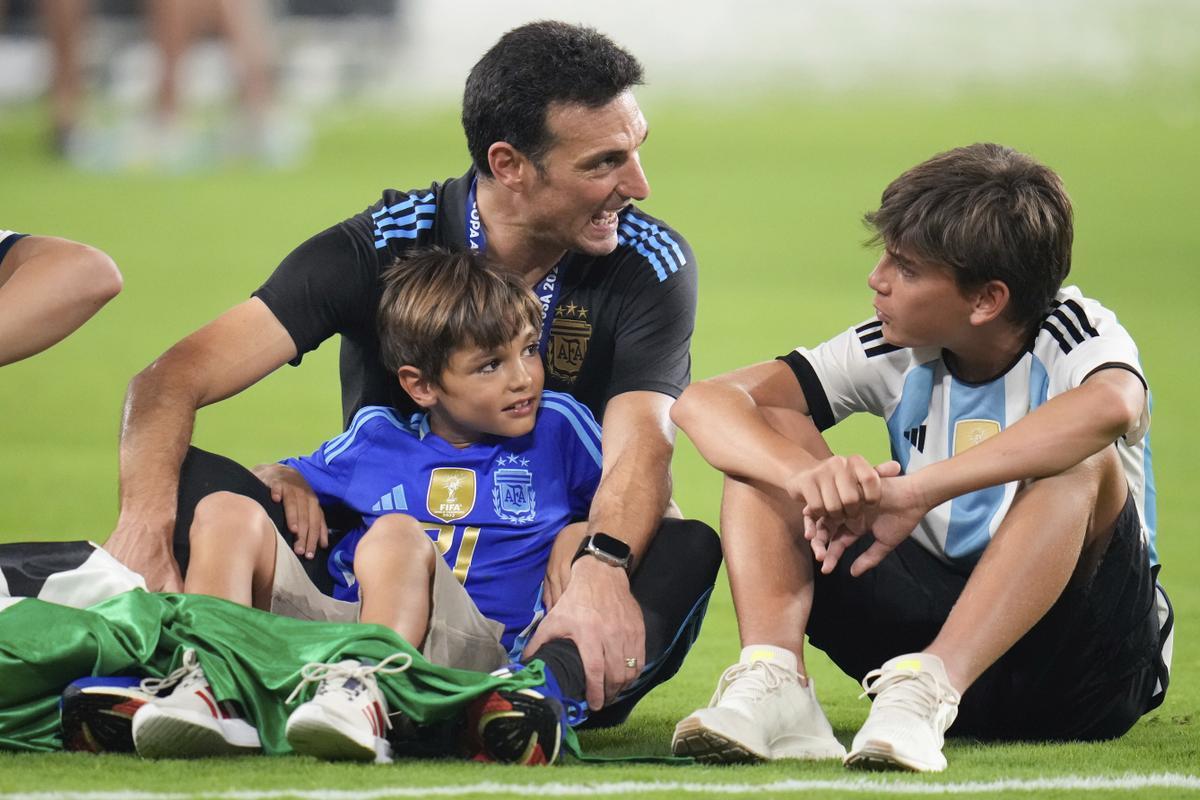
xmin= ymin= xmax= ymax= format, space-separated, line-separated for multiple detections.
xmin=541 ymin=395 xmax=603 ymax=467
xmin=324 ymin=406 xmax=407 ymax=463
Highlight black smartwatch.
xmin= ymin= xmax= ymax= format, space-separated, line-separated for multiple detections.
xmin=572 ymin=532 xmax=633 ymax=574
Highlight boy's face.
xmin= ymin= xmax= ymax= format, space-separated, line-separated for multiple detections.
xmin=427 ymin=325 xmax=544 ymax=446
xmin=867 ymin=247 xmax=976 ymax=349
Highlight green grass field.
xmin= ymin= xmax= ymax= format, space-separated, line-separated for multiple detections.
xmin=1 ymin=84 xmax=1197 ymax=797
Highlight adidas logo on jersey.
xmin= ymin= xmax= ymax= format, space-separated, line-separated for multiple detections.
xmin=371 ymin=485 xmax=408 ymax=513
xmin=904 ymin=425 xmax=927 ymax=453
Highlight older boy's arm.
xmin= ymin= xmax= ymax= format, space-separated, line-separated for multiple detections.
xmin=833 ymin=368 xmax=1147 ymax=576
xmin=673 ymin=360 xmax=883 ymax=524
xmin=105 ymin=299 xmax=297 ymax=591
xmin=0 ymin=236 xmax=122 ymax=366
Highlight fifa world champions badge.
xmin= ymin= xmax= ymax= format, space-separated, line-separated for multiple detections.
xmin=427 ymin=468 xmax=476 ymax=523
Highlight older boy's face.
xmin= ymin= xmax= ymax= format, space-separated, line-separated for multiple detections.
xmin=428 ymin=326 xmax=544 ymax=447
xmin=867 ymin=248 xmax=975 ymax=349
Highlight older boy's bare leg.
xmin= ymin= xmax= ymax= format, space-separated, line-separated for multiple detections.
xmin=673 ymin=407 xmax=845 ymax=763
xmin=927 ymin=446 xmax=1127 ymax=693
xmin=354 ymin=514 xmax=436 ymax=647
xmin=185 ymin=491 xmax=278 ymax=609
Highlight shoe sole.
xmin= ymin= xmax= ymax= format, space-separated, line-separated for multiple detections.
xmin=467 ymin=689 xmax=562 ymax=766
xmin=844 ymin=740 xmax=945 ymax=773
xmin=286 ymin=705 xmax=393 ymax=764
xmin=671 ymin=716 xmax=766 ymax=764
xmin=132 ymin=704 xmax=261 ymax=758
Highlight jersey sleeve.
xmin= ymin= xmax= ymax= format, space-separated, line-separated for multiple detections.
xmin=1037 ymin=289 xmax=1150 ymax=442
xmin=251 ymin=188 xmax=437 ymax=365
xmin=540 ymin=391 xmax=604 ymax=519
xmin=0 ymin=230 xmax=27 ymax=264
xmin=279 ymin=412 xmax=384 ymax=507
xmin=605 ymin=212 xmax=698 ymax=401
xmin=777 ymin=319 xmax=908 ymax=429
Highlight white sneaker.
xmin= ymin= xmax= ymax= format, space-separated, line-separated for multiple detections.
xmin=844 ymin=652 xmax=961 ymax=772
xmin=672 ymin=646 xmax=846 ymax=763
xmin=131 ymin=649 xmax=262 ymax=758
xmin=285 ymin=653 xmax=413 ymax=764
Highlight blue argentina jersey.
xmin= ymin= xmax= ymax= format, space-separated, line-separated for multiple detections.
xmin=785 ymin=286 xmax=1157 ymax=566
xmin=282 ymin=390 xmax=603 ymax=650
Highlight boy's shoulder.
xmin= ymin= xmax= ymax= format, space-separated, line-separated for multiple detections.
xmin=1030 ymin=286 xmax=1132 ymax=362
xmin=534 ymin=391 xmax=603 ymax=451
xmin=322 ymin=405 xmax=422 ymax=462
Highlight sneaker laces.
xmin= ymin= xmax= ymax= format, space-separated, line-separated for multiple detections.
xmin=859 ymin=666 xmax=958 ymax=720
xmin=713 ymin=659 xmax=795 ymax=707
xmin=139 ymin=648 xmax=202 ymax=696
xmin=284 ymin=651 xmax=413 ymax=725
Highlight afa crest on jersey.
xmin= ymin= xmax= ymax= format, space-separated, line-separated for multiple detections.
xmin=493 ymin=466 xmax=536 ymax=523
xmin=427 ymin=468 xmax=476 ymax=523
xmin=548 ymin=303 xmax=591 ymax=381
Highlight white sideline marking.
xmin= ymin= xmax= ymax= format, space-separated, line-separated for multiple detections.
xmin=4 ymin=774 xmax=1200 ymax=799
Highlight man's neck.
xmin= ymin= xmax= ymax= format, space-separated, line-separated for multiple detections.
xmin=475 ymin=177 xmax=565 ymax=286
xmin=944 ymin=321 xmax=1030 ymax=383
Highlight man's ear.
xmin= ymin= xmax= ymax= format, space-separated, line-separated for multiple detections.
xmin=487 ymin=142 xmax=532 ymax=192
xmin=397 ymin=366 xmax=438 ymax=409
xmin=969 ymin=280 xmax=1011 ymax=326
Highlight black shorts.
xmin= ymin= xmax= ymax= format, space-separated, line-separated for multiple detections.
xmin=806 ymin=493 xmax=1172 ymax=741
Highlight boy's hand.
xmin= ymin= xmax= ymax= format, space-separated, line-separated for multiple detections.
xmin=807 ymin=460 xmax=909 ymax=575
xmin=252 ymin=463 xmax=328 ymax=559
xmin=789 ymin=454 xmax=882 ymax=535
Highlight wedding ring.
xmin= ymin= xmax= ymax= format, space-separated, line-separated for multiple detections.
xmin=625 ymin=657 xmax=638 ymax=669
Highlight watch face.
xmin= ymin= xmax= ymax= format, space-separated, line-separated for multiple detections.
xmin=591 ymin=533 xmax=631 ymax=560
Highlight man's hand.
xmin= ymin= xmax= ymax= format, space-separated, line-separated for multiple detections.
xmin=252 ymin=463 xmax=327 ymax=559
xmin=523 ymin=556 xmax=645 ymax=710
xmin=103 ymin=516 xmax=182 ymax=592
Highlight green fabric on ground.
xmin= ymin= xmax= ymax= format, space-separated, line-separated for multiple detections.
xmin=0 ymin=590 xmax=552 ymax=754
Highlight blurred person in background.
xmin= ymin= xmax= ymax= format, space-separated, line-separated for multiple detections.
xmin=40 ymin=0 xmax=275 ymax=167
xmin=0 ymin=228 xmax=121 ymax=365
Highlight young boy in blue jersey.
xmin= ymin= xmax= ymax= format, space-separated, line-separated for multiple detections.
xmin=669 ymin=144 xmax=1171 ymax=772
xmin=130 ymin=249 xmax=603 ymax=764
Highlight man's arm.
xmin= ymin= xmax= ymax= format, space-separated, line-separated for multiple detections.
xmin=104 ymin=298 xmax=297 ymax=590
xmin=525 ymin=390 xmax=675 ymax=709
xmin=819 ymin=368 xmax=1148 ymax=576
xmin=0 ymin=235 xmax=122 ymax=366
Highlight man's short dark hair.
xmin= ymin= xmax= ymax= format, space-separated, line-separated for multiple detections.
xmin=865 ymin=143 xmax=1074 ymax=332
xmin=377 ymin=248 xmax=541 ymax=385
xmin=462 ymin=20 xmax=644 ymax=177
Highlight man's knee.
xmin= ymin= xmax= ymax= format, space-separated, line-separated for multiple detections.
xmin=642 ymin=517 xmax=722 ymax=583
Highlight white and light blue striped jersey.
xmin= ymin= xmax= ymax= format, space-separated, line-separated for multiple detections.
xmin=784 ymin=286 xmax=1157 ymax=566
xmin=282 ymin=390 xmax=603 ymax=651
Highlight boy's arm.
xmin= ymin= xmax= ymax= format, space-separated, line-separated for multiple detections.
xmin=819 ymin=367 xmax=1147 ymax=576
xmin=672 ymin=359 xmax=885 ymax=524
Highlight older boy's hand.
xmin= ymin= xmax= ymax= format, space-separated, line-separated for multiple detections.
xmin=789 ymin=454 xmax=882 ymax=535
xmin=252 ymin=463 xmax=328 ymax=559
xmin=523 ymin=556 xmax=645 ymax=710
xmin=807 ymin=460 xmax=906 ymax=574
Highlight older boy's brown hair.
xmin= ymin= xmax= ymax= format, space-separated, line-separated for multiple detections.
xmin=865 ymin=143 xmax=1074 ymax=332
xmin=377 ymin=248 xmax=542 ymax=384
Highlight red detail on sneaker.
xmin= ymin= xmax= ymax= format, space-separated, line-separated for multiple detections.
xmin=110 ymin=699 xmax=146 ymax=718
xmin=195 ymin=689 xmax=219 ymax=719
